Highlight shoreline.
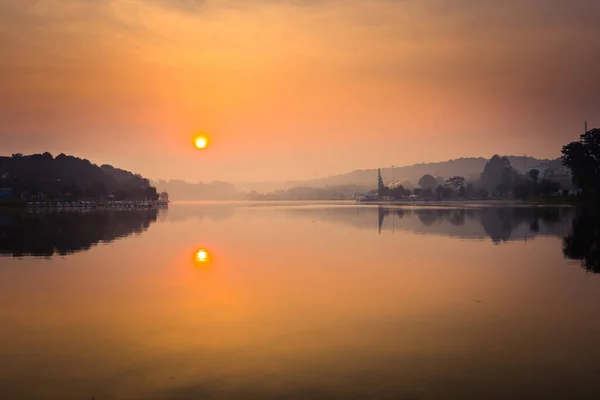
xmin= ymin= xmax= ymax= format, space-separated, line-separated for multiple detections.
xmin=354 ymin=199 xmax=579 ymax=207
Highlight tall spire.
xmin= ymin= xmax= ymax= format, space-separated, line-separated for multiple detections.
xmin=377 ymin=168 xmax=385 ymax=196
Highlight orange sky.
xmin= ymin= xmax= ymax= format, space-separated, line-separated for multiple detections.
xmin=1 ymin=0 xmax=599 ymax=182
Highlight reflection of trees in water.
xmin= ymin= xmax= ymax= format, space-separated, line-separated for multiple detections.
xmin=479 ymin=207 xmax=566 ymax=244
xmin=281 ymin=205 xmax=573 ymax=243
xmin=0 ymin=209 xmax=159 ymax=257
xmin=414 ymin=209 xmax=470 ymax=227
xmin=563 ymin=209 xmax=600 ymax=273
xmin=377 ymin=206 xmax=572 ymax=243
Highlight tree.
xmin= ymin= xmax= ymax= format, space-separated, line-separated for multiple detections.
xmin=466 ymin=183 xmax=476 ymax=198
xmin=85 ymin=181 xmax=107 ymax=199
xmin=377 ymin=168 xmax=384 ymax=192
xmin=446 ymin=176 xmax=465 ymax=189
xmin=391 ymin=185 xmax=409 ymax=199
xmin=528 ymin=169 xmax=540 ymax=184
xmin=481 ymin=155 xmax=519 ymax=195
xmin=418 ymin=174 xmax=438 ymax=190
xmin=539 ymin=179 xmax=561 ymax=197
xmin=513 ymin=183 xmax=532 ymax=200
xmin=377 ymin=168 xmax=389 ymax=197
xmin=115 ymin=190 xmax=129 ymax=201
xmin=435 ymin=185 xmax=444 ymax=200
xmin=477 ymin=188 xmax=490 ymax=199
xmin=496 ymin=182 xmax=510 ymax=197
xmin=562 ymin=128 xmax=600 ymax=196
xmin=0 ymin=153 xmax=158 ymax=201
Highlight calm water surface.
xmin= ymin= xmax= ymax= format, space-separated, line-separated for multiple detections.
xmin=1 ymin=202 xmax=600 ymax=399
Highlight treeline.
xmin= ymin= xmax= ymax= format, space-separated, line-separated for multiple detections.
xmin=374 ymin=154 xmax=572 ymax=201
xmin=379 ymin=127 xmax=599 ymax=202
xmin=0 ymin=153 xmax=159 ymax=201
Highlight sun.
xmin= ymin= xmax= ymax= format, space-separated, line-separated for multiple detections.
xmin=194 ymin=248 xmax=210 ymax=264
xmin=194 ymin=135 xmax=209 ymax=149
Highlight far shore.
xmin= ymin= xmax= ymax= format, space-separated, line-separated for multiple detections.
xmin=0 ymin=198 xmax=583 ymax=210
xmin=355 ymin=199 xmax=578 ymax=207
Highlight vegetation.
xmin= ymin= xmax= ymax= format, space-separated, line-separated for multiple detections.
xmin=562 ymin=128 xmax=600 ymax=199
xmin=418 ymin=174 xmax=438 ymax=190
xmin=4 ymin=127 xmax=598 ymax=204
xmin=0 ymin=153 xmax=159 ymax=202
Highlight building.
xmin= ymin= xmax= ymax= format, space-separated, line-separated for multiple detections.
xmin=356 ymin=193 xmax=379 ymax=202
xmin=159 ymin=192 xmax=169 ymax=202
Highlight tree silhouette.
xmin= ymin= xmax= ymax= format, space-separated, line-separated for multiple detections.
xmin=0 ymin=153 xmax=158 ymax=201
xmin=562 ymin=128 xmax=600 ymax=197
xmin=377 ymin=169 xmax=389 ymax=197
xmin=446 ymin=176 xmax=465 ymax=189
xmin=528 ymin=169 xmax=540 ymax=184
xmin=418 ymin=174 xmax=437 ymax=190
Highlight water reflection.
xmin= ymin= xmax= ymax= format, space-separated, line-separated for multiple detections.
xmin=281 ymin=204 xmax=600 ymax=273
xmin=0 ymin=209 xmax=160 ymax=257
xmin=563 ymin=209 xmax=600 ymax=273
xmin=165 ymin=202 xmax=236 ymax=222
xmin=2 ymin=203 xmax=599 ymax=275
xmin=3 ymin=202 xmax=600 ymax=399
xmin=377 ymin=206 xmax=573 ymax=243
xmin=283 ymin=205 xmax=573 ymax=242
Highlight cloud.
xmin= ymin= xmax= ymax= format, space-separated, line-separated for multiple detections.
xmin=1 ymin=0 xmax=599 ymax=182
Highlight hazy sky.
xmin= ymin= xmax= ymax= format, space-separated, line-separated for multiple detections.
xmin=1 ymin=0 xmax=599 ymax=182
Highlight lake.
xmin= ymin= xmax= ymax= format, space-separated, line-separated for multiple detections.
xmin=1 ymin=202 xmax=600 ymax=399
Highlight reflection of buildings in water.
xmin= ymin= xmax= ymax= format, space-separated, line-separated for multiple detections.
xmin=0 ymin=209 xmax=160 ymax=257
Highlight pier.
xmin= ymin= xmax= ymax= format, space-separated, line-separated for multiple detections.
xmin=25 ymin=200 xmax=169 ymax=209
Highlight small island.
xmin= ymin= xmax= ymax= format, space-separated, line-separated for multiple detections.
xmin=0 ymin=153 xmax=168 ymax=208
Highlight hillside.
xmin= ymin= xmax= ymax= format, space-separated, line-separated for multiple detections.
xmin=0 ymin=153 xmax=159 ymax=201
xmin=152 ymin=155 xmax=559 ymax=200
xmin=282 ymin=156 xmax=555 ymax=190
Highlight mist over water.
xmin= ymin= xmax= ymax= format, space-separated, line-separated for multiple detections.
xmin=1 ymin=202 xmax=600 ymax=399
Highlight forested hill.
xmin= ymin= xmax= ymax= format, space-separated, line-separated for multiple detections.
xmin=287 ymin=156 xmax=554 ymax=189
xmin=0 ymin=153 xmax=158 ymax=200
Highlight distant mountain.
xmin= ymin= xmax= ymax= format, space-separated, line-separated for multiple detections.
xmin=241 ymin=156 xmax=556 ymax=192
xmin=152 ymin=155 xmax=560 ymax=200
